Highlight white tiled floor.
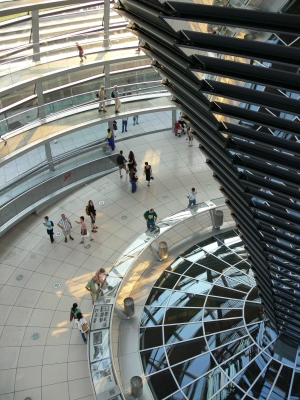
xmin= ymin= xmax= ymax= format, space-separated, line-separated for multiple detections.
xmin=0 ymin=123 xmax=222 ymax=399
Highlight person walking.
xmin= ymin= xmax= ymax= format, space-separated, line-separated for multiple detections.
xmin=128 ymin=151 xmax=137 ymax=171
xmin=129 ymin=169 xmax=138 ymax=193
xmin=122 ymin=117 xmax=128 ymax=133
xmin=75 ymin=312 xmax=89 ymax=343
xmin=187 ymin=130 xmax=194 ymax=147
xmin=144 ymin=208 xmax=157 ymax=229
xmin=98 ymin=85 xmax=107 ymax=112
xmin=107 ymin=128 xmax=115 ymax=151
xmin=112 ymin=85 xmax=121 ymax=113
xmin=44 ymin=216 xmax=54 ymax=243
xmin=144 ymin=162 xmax=152 ymax=187
xmin=87 ymin=200 xmax=98 ymax=233
xmin=70 ymin=303 xmax=81 ymax=321
xmin=75 ymin=42 xmax=87 ymax=62
xmin=133 ymin=115 xmax=139 ymax=125
xmin=57 ymin=214 xmax=74 ymax=242
xmin=85 ymin=275 xmax=99 ymax=304
xmin=116 ymin=150 xmax=128 ymax=178
xmin=76 ymin=216 xmax=94 ymax=243
xmin=186 ymin=188 xmax=197 ymax=207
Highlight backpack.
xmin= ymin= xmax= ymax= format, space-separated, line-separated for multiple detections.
xmin=85 ymin=206 xmax=90 ymax=216
xmin=117 ymin=155 xmax=124 ymax=165
xmin=111 ymin=91 xmax=115 ymax=98
xmin=51 ymin=221 xmax=54 ymax=227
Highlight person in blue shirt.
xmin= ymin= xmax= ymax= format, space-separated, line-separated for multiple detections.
xmin=44 ymin=216 xmax=54 ymax=243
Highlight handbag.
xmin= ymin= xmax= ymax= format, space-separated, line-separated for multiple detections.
xmin=151 ymin=176 xmax=154 ymax=180
xmin=82 ymin=322 xmax=89 ymax=332
xmin=81 ymin=228 xmax=87 ymax=236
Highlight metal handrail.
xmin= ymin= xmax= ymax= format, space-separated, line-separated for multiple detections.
xmin=0 ymin=81 xmax=163 ymax=126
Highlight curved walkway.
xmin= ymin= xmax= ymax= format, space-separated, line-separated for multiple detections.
xmin=0 ymin=124 xmax=221 ymax=400
xmin=0 ymin=93 xmax=174 ymax=162
xmin=0 ymin=45 xmax=141 ymax=96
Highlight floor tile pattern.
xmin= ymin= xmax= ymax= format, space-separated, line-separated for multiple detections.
xmin=0 ymin=120 xmax=221 ymax=399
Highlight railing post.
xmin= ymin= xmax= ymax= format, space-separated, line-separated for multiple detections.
xmin=104 ymin=63 xmax=110 ymax=89
xmin=36 ymin=81 xmax=45 ymax=120
xmin=172 ymin=108 xmax=176 ymax=128
xmin=104 ymin=0 xmax=110 ymax=48
xmin=44 ymin=142 xmax=55 ymax=171
xmin=32 ymin=10 xmax=40 ymax=62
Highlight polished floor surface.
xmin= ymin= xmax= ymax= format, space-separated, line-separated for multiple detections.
xmin=0 ymin=121 xmax=221 ymax=400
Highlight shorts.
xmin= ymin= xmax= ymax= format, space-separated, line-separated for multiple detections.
xmin=81 ymin=230 xmax=90 ymax=238
xmin=91 ymin=292 xmax=97 ymax=302
xmin=119 ymin=164 xmax=125 ymax=170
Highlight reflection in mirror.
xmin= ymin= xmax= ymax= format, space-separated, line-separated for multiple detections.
xmin=141 ymin=346 xmax=167 ymax=374
xmin=164 ymin=322 xmax=203 ymax=345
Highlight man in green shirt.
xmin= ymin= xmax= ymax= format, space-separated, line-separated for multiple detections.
xmin=85 ymin=276 xmax=99 ymax=304
xmin=144 ymin=208 xmax=157 ymax=229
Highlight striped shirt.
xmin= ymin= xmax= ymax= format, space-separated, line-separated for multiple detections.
xmin=58 ymin=217 xmax=71 ymax=231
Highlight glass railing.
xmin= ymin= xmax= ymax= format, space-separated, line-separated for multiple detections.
xmin=88 ymin=198 xmax=229 ymax=400
xmin=0 ymin=80 xmax=165 ymax=136
xmin=0 ymin=91 xmax=173 ymax=202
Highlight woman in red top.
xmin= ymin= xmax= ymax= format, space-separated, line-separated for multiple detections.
xmin=76 ymin=216 xmax=93 ymax=243
xmin=76 ymin=42 xmax=87 ymax=62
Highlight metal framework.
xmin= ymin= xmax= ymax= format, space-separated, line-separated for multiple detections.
xmin=115 ymin=0 xmax=300 ymax=342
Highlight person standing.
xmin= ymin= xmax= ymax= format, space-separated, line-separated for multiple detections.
xmin=113 ymin=120 xmax=118 ymax=131
xmin=186 ymin=188 xmax=197 ymax=207
xmin=122 ymin=117 xmax=128 ymax=133
xmin=44 ymin=216 xmax=54 ymax=243
xmin=98 ymin=85 xmax=107 ymax=112
xmin=75 ymin=42 xmax=87 ymax=62
xmin=116 ymin=150 xmax=128 ymax=178
xmin=95 ymin=268 xmax=109 ymax=289
xmin=144 ymin=208 xmax=157 ymax=229
xmin=85 ymin=275 xmax=99 ymax=304
xmin=107 ymin=128 xmax=115 ymax=151
xmin=75 ymin=312 xmax=89 ymax=343
xmin=70 ymin=303 xmax=81 ymax=321
xmin=87 ymin=200 xmax=98 ymax=233
xmin=133 ymin=115 xmax=139 ymax=125
xmin=57 ymin=214 xmax=74 ymax=242
xmin=144 ymin=162 xmax=152 ymax=187
xmin=76 ymin=216 xmax=94 ymax=243
xmin=112 ymin=85 xmax=121 ymax=113
xmin=187 ymin=130 xmax=193 ymax=147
